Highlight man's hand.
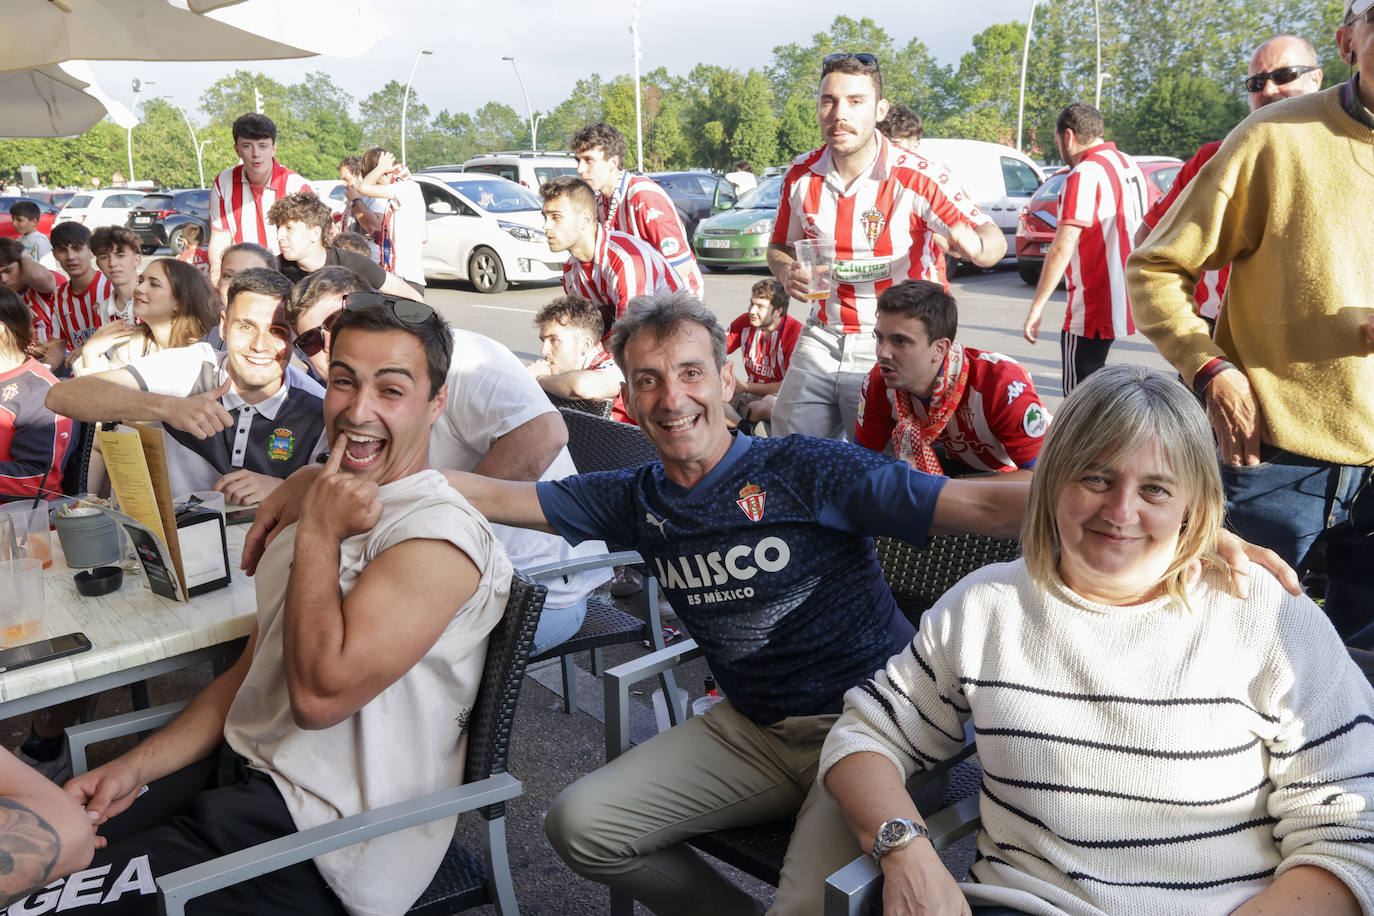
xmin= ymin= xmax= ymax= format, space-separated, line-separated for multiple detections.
xmin=1205 ymin=367 xmax=1265 ymax=466
xmin=944 ymin=222 xmax=980 ymax=264
xmin=1022 ymin=301 xmax=1044 ymax=344
xmin=526 ymin=358 xmax=553 ymax=378
xmin=1362 ymin=313 xmax=1374 ymax=351
xmin=377 ymin=150 xmax=397 ymax=175
xmin=63 ymin=759 xmax=144 ymax=847
xmin=213 ymin=469 xmax=282 ymax=507
xmin=298 ymin=436 xmax=382 ymax=542
xmin=879 ymin=844 xmax=972 ymax=916
xmin=241 ymin=464 xmax=322 ymax=574
xmin=1213 ymin=530 xmax=1301 ymax=598
xmin=783 ymin=260 xmax=812 ymax=301
xmin=161 ymin=378 xmax=234 ymax=440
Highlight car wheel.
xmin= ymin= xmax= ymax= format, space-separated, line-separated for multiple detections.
xmin=168 ymin=226 xmax=189 ymax=254
xmin=705 ymin=264 xmax=730 ymax=273
xmin=468 ymin=247 xmax=508 ymax=294
xmin=1017 ymin=259 xmax=1041 ymax=285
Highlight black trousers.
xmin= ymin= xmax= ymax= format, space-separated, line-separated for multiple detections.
xmin=1060 ymin=331 xmax=1114 ymax=396
xmin=12 ymin=744 xmax=348 ymax=915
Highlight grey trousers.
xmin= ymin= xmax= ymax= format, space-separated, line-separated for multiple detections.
xmin=544 ymin=700 xmax=860 ymax=915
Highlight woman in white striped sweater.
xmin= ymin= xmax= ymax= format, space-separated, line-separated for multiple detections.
xmin=821 ymin=365 xmax=1374 ymax=916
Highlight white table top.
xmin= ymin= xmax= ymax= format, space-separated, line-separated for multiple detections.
xmin=0 ymin=525 xmax=258 ymax=708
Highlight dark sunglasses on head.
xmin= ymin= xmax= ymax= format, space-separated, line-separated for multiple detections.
xmin=294 ymin=291 xmax=438 ymax=358
xmin=1244 ymin=65 xmax=1319 ymax=93
xmin=822 ymin=52 xmax=879 ymax=67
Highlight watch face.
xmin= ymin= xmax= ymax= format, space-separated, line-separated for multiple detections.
xmin=879 ymin=820 xmax=910 ymax=846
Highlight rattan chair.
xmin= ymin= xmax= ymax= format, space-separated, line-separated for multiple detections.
xmin=61 ymin=420 xmax=96 ymax=495
xmin=67 ymin=572 xmax=548 ymax=916
xmin=546 ymin=392 xmax=615 ymax=419
xmin=558 ymin=406 xmax=658 ymax=471
xmin=599 ymin=534 xmax=1021 ymax=914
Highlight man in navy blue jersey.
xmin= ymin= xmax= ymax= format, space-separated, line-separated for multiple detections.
xmin=445 ymin=291 xmax=1028 ymax=914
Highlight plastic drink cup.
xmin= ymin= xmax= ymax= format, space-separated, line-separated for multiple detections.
xmin=793 ymin=238 xmax=835 ymax=301
xmin=0 ymin=558 xmax=45 ymax=647
xmin=3 ymin=504 xmax=53 ymax=569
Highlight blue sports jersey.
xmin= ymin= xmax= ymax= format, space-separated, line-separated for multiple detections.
xmin=537 ymin=433 xmax=947 ymax=724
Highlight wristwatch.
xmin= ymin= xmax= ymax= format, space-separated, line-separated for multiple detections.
xmin=872 ymin=817 xmax=929 ymax=865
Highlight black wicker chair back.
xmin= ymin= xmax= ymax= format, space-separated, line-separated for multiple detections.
xmin=547 ymin=392 xmax=615 ymax=419
xmin=559 ymin=407 xmax=657 ymax=474
xmin=62 ymin=420 xmax=97 ymax=496
xmin=875 ymin=534 xmax=1022 ymax=625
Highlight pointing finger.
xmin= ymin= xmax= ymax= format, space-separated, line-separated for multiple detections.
xmin=322 ymin=433 xmax=348 ymax=475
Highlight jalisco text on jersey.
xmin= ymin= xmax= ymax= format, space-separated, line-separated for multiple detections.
xmin=651 ymin=537 xmax=791 ymax=591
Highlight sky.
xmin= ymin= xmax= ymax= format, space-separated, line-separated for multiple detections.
xmin=83 ymin=0 xmax=1032 ymax=125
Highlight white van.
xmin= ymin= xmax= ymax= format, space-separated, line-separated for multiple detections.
xmin=452 ymin=151 xmax=579 ymax=192
xmin=913 ymin=139 xmax=1045 ymax=270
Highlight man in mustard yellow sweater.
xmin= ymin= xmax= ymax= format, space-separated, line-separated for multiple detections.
xmin=1128 ymin=0 xmax=1374 ymax=646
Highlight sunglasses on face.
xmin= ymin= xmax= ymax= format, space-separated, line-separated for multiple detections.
xmin=1244 ymin=65 xmax=1319 ymax=93
xmin=294 ymin=292 xmax=438 ymax=358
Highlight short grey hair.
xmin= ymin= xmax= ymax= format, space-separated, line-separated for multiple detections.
xmin=609 ymin=292 xmax=728 ymax=373
xmin=1021 ymin=365 xmax=1229 ymax=609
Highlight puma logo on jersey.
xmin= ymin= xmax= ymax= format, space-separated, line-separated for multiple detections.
xmin=645 ymin=512 xmax=669 ymax=537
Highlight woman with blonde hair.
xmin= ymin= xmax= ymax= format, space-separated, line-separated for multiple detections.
xmin=822 ymin=365 xmax=1374 ymax=916
xmin=71 ymin=258 xmax=218 ymax=374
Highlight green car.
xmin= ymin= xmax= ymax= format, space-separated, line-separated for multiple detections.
xmin=691 ymin=176 xmax=782 ymax=271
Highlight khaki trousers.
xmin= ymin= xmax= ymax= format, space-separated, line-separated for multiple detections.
xmin=544 ymin=700 xmax=861 ymax=915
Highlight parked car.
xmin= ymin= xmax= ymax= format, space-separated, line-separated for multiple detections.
xmin=303 ymin=178 xmax=350 ymax=233
xmin=647 ymin=171 xmax=738 ymax=238
xmin=691 ymin=175 xmax=782 ymax=272
xmin=0 ymin=196 xmax=59 ymax=239
xmin=915 ymin=139 xmax=1046 ymax=274
xmin=126 ymin=188 xmax=211 ymax=253
xmin=57 ymin=188 xmax=149 ymax=229
xmin=21 ymin=190 xmax=75 ymax=208
xmin=413 ymin=171 xmax=568 ymax=294
xmin=451 ymin=151 xmax=579 ymax=192
xmin=1014 ymin=155 xmax=1182 ymax=284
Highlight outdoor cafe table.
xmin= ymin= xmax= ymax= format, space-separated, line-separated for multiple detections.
xmin=0 ymin=524 xmax=257 ymax=719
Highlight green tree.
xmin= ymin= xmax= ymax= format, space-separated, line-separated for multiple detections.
xmin=468 ymin=102 xmax=524 ymax=153
xmin=1115 ymin=69 xmax=1245 ymax=157
xmin=730 ymin=70 xmax=778 ymax=169
xmin=359 ymin=80 xmax=428 ymax=158
xmin=541 ymin=75 xmax=606 ymax=151
xmin=934 ymin=22 xmax=1028 ymax=145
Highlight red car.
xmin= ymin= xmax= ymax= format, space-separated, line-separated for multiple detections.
xmin=0 ymin=196 xmax=60 ymax=240
xmin=1015 ymin=156 xmax=1181 ymax=285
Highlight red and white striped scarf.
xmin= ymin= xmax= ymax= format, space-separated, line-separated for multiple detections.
xmin=230 ymin=160 xmax=294 ymax=247
xmin=892 ymin=341 xmax=969 ymax=476
xmin=378 ymin=165 xmax=413 ymax=273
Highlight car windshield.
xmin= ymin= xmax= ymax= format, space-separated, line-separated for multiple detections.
xmin=735 ymin=177 xmax=782 ymax=210
xmin=134 ymin=195 xmax=173 ymax=209
xmin=1032 ymin=171 xmax=1069 ymax=202
xmin=444 ymin=179 xmax=540 ymax=213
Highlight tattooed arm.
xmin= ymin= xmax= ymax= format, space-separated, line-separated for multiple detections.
xmin=0 ymin=749 xmax=94 ymax=906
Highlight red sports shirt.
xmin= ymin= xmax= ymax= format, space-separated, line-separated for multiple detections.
xmin=562 ymin=228 xmax=686 ymax=336
xmin=855 ymin=348 xmax=1048 ymax=473
xmin=177 ymin=247 xmax=211 ymax=276
xmin=586 ymin=347 xmax=634 ymax=425
xmin=598 ymin=172 xmax=704 ymax=300
xmin=53 ymin=270 xmax=114 ymax=348
xmin=726 ymin=313 xmax=803 ymax=384
xmin=1058 ymin=142 xmax=1147 ymax=339
xmin=1141 ymin=140 xmax=1228 ymax=321
xmin=209 ymin=160 xmax=312 ymax=254
xmin=771 ymin=133 xmax=991 ymax=334
xmin=22 ymin=270 xmax=68 ymax=344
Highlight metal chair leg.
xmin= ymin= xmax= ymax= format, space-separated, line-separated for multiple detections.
xmin=560 ymin=655 xmax=578 ymax=715
xmin=485 ymin=817 xmax=520 ymax=916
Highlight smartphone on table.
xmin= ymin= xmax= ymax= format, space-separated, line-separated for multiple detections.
xmin=0 ymin=632 xmax=92 ymax=674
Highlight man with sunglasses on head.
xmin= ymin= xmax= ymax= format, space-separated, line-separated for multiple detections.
xmin=277 ymin=270 xmax=610 ymax=655
xmin=46 ymin=268 xmax=327 ymax=506
xmin=1132 ymin=35 xmax=1324 ymax=330
xmin=1129 ymin=0 xmax=1374 ymax=647
xmin=767 ymin=53 xmax=1004 ymax=442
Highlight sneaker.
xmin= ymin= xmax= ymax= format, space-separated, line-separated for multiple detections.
xmin=643 ymin=624 xmax=683 ymax=649
xmin=609 ymin=566 xmax=643 ymax=597
xmin=14 ymin=741 xmax=72 ymax=784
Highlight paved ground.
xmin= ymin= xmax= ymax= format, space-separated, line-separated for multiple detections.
xmin=2 ymin=259 xmax=1174 ymax=913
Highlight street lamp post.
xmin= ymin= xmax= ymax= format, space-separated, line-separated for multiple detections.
xmin=163 ymin=94 xmax=206 ymax=188
xmin=1016 ymin=0 xmax=1037 ymax=153
xmin=400 ymin=49 xmax=434 ymax=168
xmin=1094 ymin=0 xmax=1103 ymax=108
xmin=126 ymin=78 xmax=153 ymax=185
xmin=1096 ymin=72 xmax=1112 ymax=109
xmin=533 ymin=113 xmax=547 ymax=151
xmin=631 ymin=0 xmax=644 ymax=172
xmin=198 ymin=139 xmax=214 ymax=185
xmin=502 ymin=56 xmax=537 ymax=152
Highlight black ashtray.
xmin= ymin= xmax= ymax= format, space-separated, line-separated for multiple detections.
xmin=74 ymin=566 xmax=123 ymax=597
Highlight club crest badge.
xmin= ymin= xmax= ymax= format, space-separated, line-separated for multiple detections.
xmin=267 ymin=427 xmax=296 ymax=462
xmin=860 ymin=208 xmax=886 ymax=246
xmin=1 ymin=384 xmax=17 ymax=403
xmin=736 ymin=482 xmax=766 ymax=522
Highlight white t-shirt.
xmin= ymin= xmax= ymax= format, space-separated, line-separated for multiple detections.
xmin=225 ymin=470 xmax=512 ymax=916
xmin=428 ymin=329 xmax=610 ymax=607
xmin=384 ymin=179 xmax=427 ymax=286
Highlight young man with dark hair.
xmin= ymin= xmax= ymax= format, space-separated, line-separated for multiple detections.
xmin=541 ymin=175 xmax=685 ymax=336
xmin=89 ymin=226 xmax=141 ymax=320
xmin=17 ymin=301 xmax=513 ymax=916
xmin=570 ymin=121 xmax=704 ymax=300
xmin=0 ymin=237 xmax=64 ymax=368
xmin=9 ymin=200 xmax=53 ymax=267
xmin=856 ymin=279 xmax=1047 ymax=479
xmin=877 ymin=103 xmax=924 ymax=154
xmin=528 ymin=294 xmax=632 ymax=424
xmin=1023 ymin=101 xmax=1147 ymax=394
xmin=725 ymin=277 xmax=801 ymax=426
xmin=767 ymin=53 xmax=1004 ymax=441
xmin=268 ymin=191 xmax=420 ymax=303
xmin=337 ymin=156 xmax=382 ymax=254
xmin=357 ymin=146 xmax=427 ymax=293
xmin=207 ymin=112 xmax=312 ymax=284
xmin=46 ymin=268 xmax=327 ymax=504
xmin=49 ymin=221 xmax=115 ymax=359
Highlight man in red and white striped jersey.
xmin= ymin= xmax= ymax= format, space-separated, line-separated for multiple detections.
xmin=766 ymin=53 xmax=1004 ymax=441
xmin=207 ymin=113 xmax=312 ymax=285
xmin=50 ymin=222 xmax=115 ymax=357
xmin=1132 ymin=35 xmax=1324 ymax=332
xmin=725 ymin=278 xmax=802 ymax=426
xmin=540 ymin=176 xmax=686 ymax=338
xmin=570 ymin=122 xmax=704 ymax=301
xmin=0 ymin=238 xmax=65 ymax=369
xmin=1023 ymin=102 xmax=1147 ymax=395
xmin=528 ymin=294 xmax=634 ymax=425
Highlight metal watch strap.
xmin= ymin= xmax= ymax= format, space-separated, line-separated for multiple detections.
xmin=873 ymin=817 xmax=930 ymax=864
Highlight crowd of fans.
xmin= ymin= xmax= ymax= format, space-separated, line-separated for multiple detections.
xmin=1 ymin=5 xmax=1372 ymax=913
